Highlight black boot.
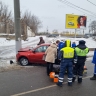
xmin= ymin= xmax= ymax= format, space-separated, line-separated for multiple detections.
xmin=90 ymin=74 xmax=96 ymax=80
xmin=72 ymin=77 xmax=76 ymax=82
xmin=78 ymin=78 xmax=82 ymax=83
xmin=68 ymin=82 xmax=72 ymax=86
xmin=56 ymin=82 xmax=63 ymax=87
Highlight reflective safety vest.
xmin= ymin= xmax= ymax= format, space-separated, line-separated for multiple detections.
xmin=61 ymin=47 xmax=74 ymax=58
xmin=75 ymin=47 xmax=89 ymax=56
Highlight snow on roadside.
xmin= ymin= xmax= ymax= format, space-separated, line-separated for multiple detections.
xmin=0 ymin=36 xmax=96 ymax=68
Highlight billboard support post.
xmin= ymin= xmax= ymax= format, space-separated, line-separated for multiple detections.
xmin=83 ymin=29 xmax=84 ymax=37
xmin=75 ymin=29 xmax=76 ymax=39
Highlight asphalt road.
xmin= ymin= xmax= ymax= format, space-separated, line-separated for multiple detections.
xmin=0 ymin=61 xmax=96 ymax=96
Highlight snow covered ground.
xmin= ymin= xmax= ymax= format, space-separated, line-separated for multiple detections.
xmin=0 ymin=36 xmax=96 ymax=67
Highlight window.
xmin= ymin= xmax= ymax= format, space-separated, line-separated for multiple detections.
xmin=35 ymin=46 xmax=49 ymax=52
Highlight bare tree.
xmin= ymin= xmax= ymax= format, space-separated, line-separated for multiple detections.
xmin=3 ymin=5 xmax=12 ymax=34
xmin=89 ymin=21 xmax=96 ymax=34
xmin=0 ymin=2 xmax=3 ymax=16
xmin=21 ymin=11 xmax=42 ymax=35
xmin=0 ymin=1 xmax=12 ymax=34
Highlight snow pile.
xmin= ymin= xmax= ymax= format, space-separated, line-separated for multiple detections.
xmin=0 ymin=36 xmax=96 ymax=67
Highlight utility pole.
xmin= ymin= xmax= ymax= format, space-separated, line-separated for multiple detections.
xmin=14 ymin=0 xmax=21 ymax=54
xmin=46 ymin=26 xmax=48 ymax=34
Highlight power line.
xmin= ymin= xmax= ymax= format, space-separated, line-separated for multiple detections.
xmin=58 ymin=0 xmax=91 ymax=16
xmin=64 ymin=0 xmax=96 ymax=15
xmin=87 ymin=0 xmax=96 ymax=7
xmin=58 ymin=0 xmax=96 ymax=17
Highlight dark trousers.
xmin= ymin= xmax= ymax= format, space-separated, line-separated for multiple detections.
xmin=47 ymin=62 xmax=53 ymax=75
xmin=73 ymin=58 xmax=86 ymax=76
xmin=59 ymin=60 xmax=73 ymax=79
xmin=58 ymin=60 xmax=73 ymax=84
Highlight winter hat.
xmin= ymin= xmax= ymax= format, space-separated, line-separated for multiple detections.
xmin=79 ymin=40 xmax=86 ymax=45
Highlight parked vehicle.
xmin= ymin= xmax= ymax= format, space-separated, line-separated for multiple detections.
xmin=16 ymin=44 xmax=50 ymax=66
xmin=47 ymin=34 xmax=59 ymax=37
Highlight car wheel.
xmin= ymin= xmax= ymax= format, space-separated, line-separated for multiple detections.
xmin=19 ymin=57 xmax=29 ymax=66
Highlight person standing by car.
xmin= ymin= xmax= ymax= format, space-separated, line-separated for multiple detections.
xmin=56 ymin=39 xmax=65 ymax=65
xmin=55 ymin=40 xmax=60 ymax=65
xmin=72 ymin=42 xmax=76 ymax=48
xmin=37 ymin=37 xmax=45 ymax=45
xmin=57 ymin=40 xmax=77 ymax=87
xmin=72 ymin=40 xmax=89 ymax=83
xmin=45 ymin=41 xmax=57 ymax=76
xmin=58 ymin=39 xmax=65 ymax=51
xmin=90 ymin=48 xmax=96 ymax=80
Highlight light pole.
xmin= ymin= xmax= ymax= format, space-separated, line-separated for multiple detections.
xmin=14 ymin=0 xmax=21 ymax=54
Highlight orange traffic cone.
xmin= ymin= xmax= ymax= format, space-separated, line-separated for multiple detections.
xmin=54 ymin=77 xmax=58 ymax=83
xmin=49 ymin=72 xmax=55 ymax=79
xmin=49 ymin=72 xmax=59 ymax=83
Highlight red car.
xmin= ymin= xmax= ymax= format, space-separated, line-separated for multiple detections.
xmin=16 ymin=44 xmax=50 ymax=66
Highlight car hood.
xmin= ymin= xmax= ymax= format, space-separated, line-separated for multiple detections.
xmin=18 ymin=47 xmax=33 ymax=52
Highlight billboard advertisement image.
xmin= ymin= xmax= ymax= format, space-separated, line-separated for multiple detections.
xmin=66 ymin=14 xmax=87 ymax=29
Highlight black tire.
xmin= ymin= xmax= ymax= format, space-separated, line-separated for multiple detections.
xmin=19 ymin=57 xmax=29 ymax=66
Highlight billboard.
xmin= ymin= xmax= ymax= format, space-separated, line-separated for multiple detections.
xmin=65 ymin=14 xmax=87 ymax=29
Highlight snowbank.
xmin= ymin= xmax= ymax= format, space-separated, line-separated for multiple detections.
xmin=0 ymin=36 xmax=95 ymax=68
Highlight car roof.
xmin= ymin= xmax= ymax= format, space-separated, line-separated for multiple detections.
xmin=38 ymin=43 xmax=50 ymax=46
xmin=33 ymin=43 xmax=50 ymax=50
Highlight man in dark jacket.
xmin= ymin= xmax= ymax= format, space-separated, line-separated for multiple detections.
xmin=72 ymin=40 xmax=89 ymax=83
xmin=37 ymin=37 xmax=45 ymax=45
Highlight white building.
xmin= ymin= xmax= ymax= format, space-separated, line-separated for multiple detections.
xmin=27 ymin=26 xmax=35 ymax=37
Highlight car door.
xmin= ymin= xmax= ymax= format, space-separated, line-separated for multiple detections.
xmin=30 ymin=45 xmax=49 ymax=64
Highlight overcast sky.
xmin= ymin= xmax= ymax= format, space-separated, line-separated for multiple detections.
xmin=1 ymin=0 xmax=96 ymax=33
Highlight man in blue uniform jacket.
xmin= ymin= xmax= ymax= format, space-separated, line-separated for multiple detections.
xmin=56 ymin=40 xmax=77 ymax=87
xmin=58 ymin=40 xmax=65 ymax=51
xmin=90 ymin=48 xmax=96 ymax=80
xmin=72 ymin=42 xmax=76 ymax=48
